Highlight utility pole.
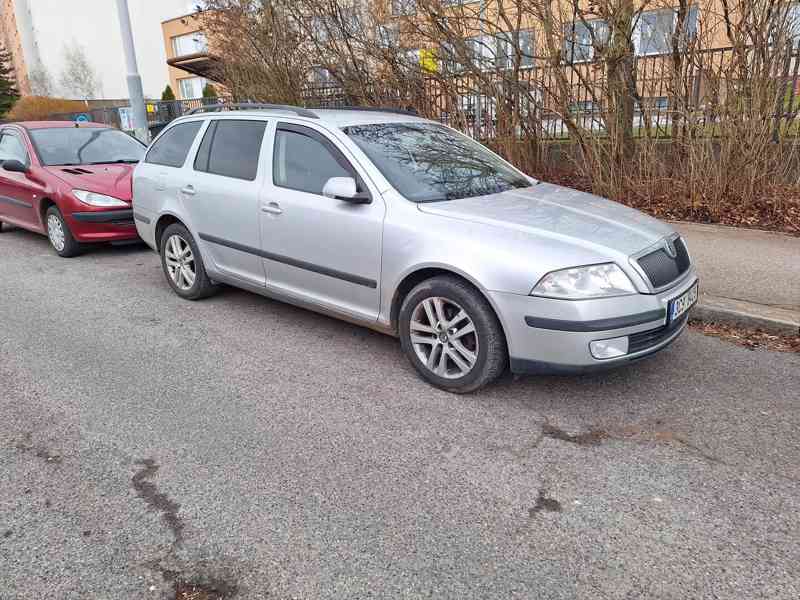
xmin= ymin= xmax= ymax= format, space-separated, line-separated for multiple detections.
xmin=115 ymin=0 xmax=148 ymax=142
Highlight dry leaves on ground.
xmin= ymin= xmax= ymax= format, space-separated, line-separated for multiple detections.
xmin=689 ymin=320 xmax=800 ymax=353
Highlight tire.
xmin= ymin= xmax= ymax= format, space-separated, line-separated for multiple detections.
xmin=159 ymin=223 xmax=218 ymax=300
xmin=399 ymin=275 xmax=508 ymax=394
xmin=45 ymin=206 xmax=82 ymax=257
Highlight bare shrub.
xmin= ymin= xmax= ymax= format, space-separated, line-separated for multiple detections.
xmin=201 ymin=0 xmax=800 ymax=232
xmin=7 ymin=96 xmax=87 ymax=120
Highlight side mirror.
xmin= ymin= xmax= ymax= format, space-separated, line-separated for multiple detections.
xmin=3 ymin=159 xmax=28 ymax=173
xmin=322 ymin=176 xmax=371 ymax=204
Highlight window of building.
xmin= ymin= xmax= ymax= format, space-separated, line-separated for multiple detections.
xmin=495 ymin=30 xmax=535 ymax=69
xmin=178 ymin=76 xmax=207 ymax=99
xmin=788 ymin=3 xmax=800 ymax=38
xmin=634 ymin=6 xmax=699 ymax=56
xmin=563 ymin=20 xmax=609 ymax=63
xmin=145 ymin=121 xmax=202 ymax=168
xmin=377 ymin=23 xmax=400 ymax=47
xmin=273 ymin=128 xmax=352 ymax=195
xmin=194 ymin=120 xmax=266 ymax=181
xmin=402 ymin=48 xmax=422 ymax=69
xmin=771 ymin=2 xmax=800 ymax=42
xmin=391 ymin=0 xmax=416 ymax=16
xmin=171 ymin=31 xmax=208 ymax=57
xmin=309 ymin=67 xmax=335 ymax=84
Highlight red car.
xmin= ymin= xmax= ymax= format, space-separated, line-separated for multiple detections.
xmin=0 ymin=121 xmax=146 ymax=256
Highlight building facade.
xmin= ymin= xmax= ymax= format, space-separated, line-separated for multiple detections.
xmin=161 ymin=11 xmax=216 ymax=100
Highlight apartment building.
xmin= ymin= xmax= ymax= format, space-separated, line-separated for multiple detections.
xmin=162 ymin=11 xmax=220 ymax=99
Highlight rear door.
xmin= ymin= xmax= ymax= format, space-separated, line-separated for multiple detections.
xmin=185 ymin=117 xmax=269 ymax=287
xmin=135 ymin=118 xmax=204 ymax=222
xmin=259 ymin=122 xmax=385 ymax=322
xmin=0 ymin=129 xmax=38 ymax=227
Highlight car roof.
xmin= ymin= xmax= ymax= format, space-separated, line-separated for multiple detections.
xmin=177 ymin=107 xmax=431 ymax=129
xmin=10 ymin=121 xmax=110 ymax=130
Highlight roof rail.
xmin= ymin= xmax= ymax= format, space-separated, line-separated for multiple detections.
xmin=186 ymin=103 xmax=319 ymax=119
xmin=323 ymin=106 xmax=419 ymax=117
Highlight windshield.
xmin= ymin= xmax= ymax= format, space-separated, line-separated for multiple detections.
xmin=344 ymin=123 xmax=532 ymax=202
xmin=29 ymin=127 xmax=145 ymax=166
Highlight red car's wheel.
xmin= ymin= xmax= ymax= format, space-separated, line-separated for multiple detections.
xmin=45 ymin=206 xmax=82 ymax=258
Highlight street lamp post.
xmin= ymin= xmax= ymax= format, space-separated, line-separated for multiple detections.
xmin=115 ymin=0 xmax=149 ymax=142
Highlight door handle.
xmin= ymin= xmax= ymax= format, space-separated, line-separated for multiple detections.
xmin=261 ymin=201 xmax=283 ymax=215
xmin=180 ymin=185 xmax=196 ymax=196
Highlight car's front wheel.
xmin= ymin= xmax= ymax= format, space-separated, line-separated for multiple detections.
xmin=45 ymin=206 xmax=82 ymax=257
xmin=159 ymin=223 xmax=217 ymax=300
xmin=399 ymin=276 xmax=507 ymax=393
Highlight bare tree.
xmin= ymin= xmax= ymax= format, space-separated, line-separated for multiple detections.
xmin=59 ymin=41 xmax=100 ymax=99
xmin=198 ymin=0 xmax=799 ymax=230
xmin=28 ymin=63 xmax=54 ymax=96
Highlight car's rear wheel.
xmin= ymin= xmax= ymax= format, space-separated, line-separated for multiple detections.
xmin=399 ymin=276 xmax=507 ymax=393
xmin=45 ymin=206 xmax=82 ymax=257
xmin=159 ymin=223 xmax=217 ymax=300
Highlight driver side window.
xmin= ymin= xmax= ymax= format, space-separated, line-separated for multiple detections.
xmin=0 ymin=132 xmax=29 ymax=164
xmin=272 ymin=126 xmax=352 ymax=195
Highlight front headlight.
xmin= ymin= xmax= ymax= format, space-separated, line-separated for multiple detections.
xmin=73 ymin=189 xmax=129 ymax=208
xmin=531 ymin=263 xmax=636 ymax=299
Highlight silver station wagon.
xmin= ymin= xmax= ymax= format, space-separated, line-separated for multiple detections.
xmin=132 ymin=104 xmax=698 ymax=393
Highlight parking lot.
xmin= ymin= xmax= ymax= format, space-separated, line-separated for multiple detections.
xmin=1 ymin=227 xmax=799 ymax=599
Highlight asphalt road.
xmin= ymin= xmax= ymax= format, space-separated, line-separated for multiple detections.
xmin=1 ymin=227 xmax=799 ymax=600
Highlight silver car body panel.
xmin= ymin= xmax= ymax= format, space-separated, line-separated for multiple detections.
xmin=134 ymin=109 xmax=697 ymax=373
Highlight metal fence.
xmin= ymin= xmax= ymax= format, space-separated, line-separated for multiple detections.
xmin=300 ymin=44 xmax=800 ymax=141
xmin=47 ymin=43 xmax=800 ymax=144
xmin=46 ymin=98 xmax=223 ymax=136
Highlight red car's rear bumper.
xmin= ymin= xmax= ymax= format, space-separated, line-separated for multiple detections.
xmin=66 ymin=209 xmax=140 ymax=243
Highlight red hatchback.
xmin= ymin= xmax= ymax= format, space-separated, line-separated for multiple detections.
xmin=0 ymin=121 xmax=146 ymax=256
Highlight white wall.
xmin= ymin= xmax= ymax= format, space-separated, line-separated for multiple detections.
xmin=23 ymin=0 xmax=194 ymax=99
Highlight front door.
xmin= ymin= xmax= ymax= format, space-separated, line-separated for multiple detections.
xmin=186 ymin=118 xmax=269 ymax=287
xmin=0 ymin=129 xmax=38 ymax=228
xmin=259 ymin=122 xmax=384 ymax=322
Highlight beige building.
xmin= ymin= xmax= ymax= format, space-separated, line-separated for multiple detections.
xmin=162 ymin=11 xmax=220 ymax=100
xmin=0 ymin=0 xmax=32 ymax=95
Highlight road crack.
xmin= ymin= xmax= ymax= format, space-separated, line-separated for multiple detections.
xmin=132 ymin=459 xmax=185 ymax=545
xmin=131 ymin=459 xmax=238 ymax=599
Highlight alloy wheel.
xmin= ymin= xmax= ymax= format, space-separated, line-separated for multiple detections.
xmin=409 ymin=296 xmax=479 ymax=379
xmin=164 ymin=234 xmax=196 ymax=291
xmin=47 ymin=214 xmax=65 ymax=252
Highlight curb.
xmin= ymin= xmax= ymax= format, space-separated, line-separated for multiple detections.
xmin=693 ymin=294 xmax=800 ymax=337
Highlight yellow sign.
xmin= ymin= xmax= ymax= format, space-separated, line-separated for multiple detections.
xmin=419 ymin=48 xmax=438 ymax=74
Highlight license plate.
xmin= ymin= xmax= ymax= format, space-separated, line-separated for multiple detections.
xmin=668 ymin=281 xmax=699 ymax=323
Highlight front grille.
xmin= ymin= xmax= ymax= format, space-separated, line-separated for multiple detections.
xmin=628 ymin=315 xmax=688 ymax=354
xmin=637 ymin=237 xmax=691 ymax=289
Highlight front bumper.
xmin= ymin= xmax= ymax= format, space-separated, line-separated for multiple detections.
xmin=490 ymin=271 xmax=698 ymax=375
xmin=66 ymin=209 xmax=139 ymax=242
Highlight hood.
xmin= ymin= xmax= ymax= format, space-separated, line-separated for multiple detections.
xmin=44 ymin=164 xmax=134 ymax=203
xmin=417 ymin=182 xmax=674 ymax=256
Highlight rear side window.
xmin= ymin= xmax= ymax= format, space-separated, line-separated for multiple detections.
xmin=145 ymin=121 xmax=202 ymax=168
xmin=194 ymin=120 xmax=266 ymax=181
xmin=273 ymin=128 xmax=351 ymax=195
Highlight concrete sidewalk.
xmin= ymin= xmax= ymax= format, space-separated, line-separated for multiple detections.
xmin=675 ymin=222 xmax=800 ymax=335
